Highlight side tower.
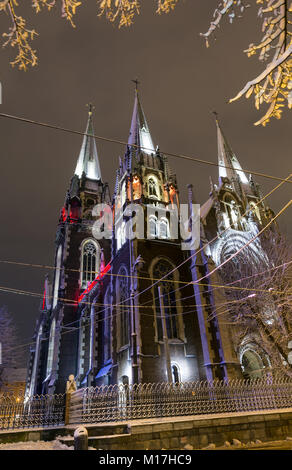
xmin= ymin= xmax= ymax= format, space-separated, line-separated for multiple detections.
xmin=200 ymin=116 xmax=274 ymax=379
xmin=201 ymin=115 xmax=272 ymax=261
xmin=26 ymin=106 xmax=111 ymax=395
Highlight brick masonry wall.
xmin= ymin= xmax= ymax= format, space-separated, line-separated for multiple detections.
xmin=92 ymin=410 xmax=292 ymax=450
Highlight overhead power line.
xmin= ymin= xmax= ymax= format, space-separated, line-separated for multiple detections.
xmin=1 ymin=115 xmax=291 ymax=357
xmin=0 ymin=258 xmax=291 ymax=295
xmin=170 ymin=199 xmax=292 ymax=299
xmin=2 ymin=254 xmax=292 ymax=351
xmin=1 ymin=171 xmax=290 ymax=344
xmin=2 ymin=195 xmax=292 ymax=355
xmin=0 ymin=112 xmax=291 ymax=185
xmin=3 ymin=270 xmax=287 ymax=356
xmin=118 ymin=173 xmax=292 ymax=314
xmin=0 ymin=111 xmax=291 ymax=322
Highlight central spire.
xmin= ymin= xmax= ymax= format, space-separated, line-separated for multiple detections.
xmin=214 ymin=113 xmax=248 ymax=186
xmin=128 ymin=82 xmax=155 ymax=155
xmin=75 ymin=104 xmax=102 ymax=181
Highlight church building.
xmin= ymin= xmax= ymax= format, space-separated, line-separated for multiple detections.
xmin=26 ymin=89 xmax=274 ymax=395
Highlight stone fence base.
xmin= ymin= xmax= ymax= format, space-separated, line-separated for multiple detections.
xmin=1 ymin=409 xmax=292 ymax=450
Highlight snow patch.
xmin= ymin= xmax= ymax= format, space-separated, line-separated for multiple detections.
xmin=232 ymin=439 xmax=242 ymax=447
xmin=203 ymin=443 xmax=216 ymax=450
xmin=0 ymin=439 xmax=97 ymax=451
xmin=184 ymin=444 xmax=194 ymax=450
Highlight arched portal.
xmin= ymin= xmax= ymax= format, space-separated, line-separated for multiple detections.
xmin=241 ymin=349 xmax=265 ymax=379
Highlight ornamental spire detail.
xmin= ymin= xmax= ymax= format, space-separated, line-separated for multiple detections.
xmin=75 ymin=104 xmax=102 ymax=181
xmin=128 ymin=83 xmax=155 ymax=155
xmin=214 ymin=113 xmax=248 ymax=186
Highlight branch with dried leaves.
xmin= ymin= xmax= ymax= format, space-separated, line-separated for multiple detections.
xmin=1 ymin=0 xmax=38 ymax=70
xmin=1 ymin=0 xmax=290 ymax=128
xmin=0 ymin=1 xmax=180 ymax=70
xmin=0 ymin=0 xmax=81 ymax=70
xmin=202 ymin=0 xmax=292 ymax=126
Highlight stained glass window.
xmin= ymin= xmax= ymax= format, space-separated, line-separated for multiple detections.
xmin=81 ymin=241 xmax=99 ymax=288
xmin=153 ymin=260 xmax=179 ymax=340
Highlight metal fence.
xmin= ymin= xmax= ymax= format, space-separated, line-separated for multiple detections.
xmin=2 ymin=378 xmax=292 ymax=430
xmin=0 ymin=392 xmax=65 ymax=430
xmin=69 ymin=377 xmax=292 ymax=424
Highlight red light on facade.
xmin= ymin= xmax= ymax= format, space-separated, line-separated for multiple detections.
xmin=78 ymin=262 xmax=111 ymax=304
xmin=42 ymin=288 xmax=46 ymax=310
xmin=61 ymin=207 xmax=67 ymax=222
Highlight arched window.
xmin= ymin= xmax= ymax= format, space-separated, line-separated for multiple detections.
xmin=69 ymin=198 xmax=80 ymax=222
xmin=159 ymin=217 xmax=169 ymax=239
xmin=240 ymin=348 xmax=265 ymax=380
xmin=223 ymin=194 xmax=242 ymax=230
xmin=169 ymin=185 xmax=176 ymax=206
xmin=121 ymin=223 xmax=126 ymax=246
xmin=121 ymin=180 xmax=126 ymax=207
xmin=116 ymin=222 xmax=126 ymax=251
xmin=148 ymin=176 xmax=159 ymax=199
xmin=89 ymin=304 xmax=96 ymax=371
xmin=171 ymin=363 xmax=181 ymax=384
xmin=116 ymin=226 xmax=122 ymax=251
xmin=46 ymin=318 xmax=56 ymax=378
xmin=53 ymin=245 xmax=62 ymax=309
xmin=153 ymin=260 xmax=179 ymax=340
xmin=149 ymin=215 xmax=158 ymax=238
xmin=132 ymin=175 xmax=142 ymax=200
xmin=77 ymin=313 xmax=87 ymax=379
xmin=116 ymin=267 xmax=129 ymax=348
xmin=103 ymin=288 xmax=112 ymax=363
xmin=81 ymin=240 xmax=100 ymax=288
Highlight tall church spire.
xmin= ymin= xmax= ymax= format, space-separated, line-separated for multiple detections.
xmin=214 ymin=113 xmax=248 ymax=186
xmin=75 ymin=104 xmax=102 ymax=181
xmin=128 ymin=83 xmax=155 ymax=155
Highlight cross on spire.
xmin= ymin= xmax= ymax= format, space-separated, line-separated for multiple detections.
xmin=131 ymin=78 xmax=140 ymax=91
xmin=86 ymin=102 xmax=95 ymax=116
xmin=212 ymin=110 xmax=219 ymax=121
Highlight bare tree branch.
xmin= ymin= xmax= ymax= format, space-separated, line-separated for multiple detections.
xmin=214 ymin=230 xmax=292 ymax=378
xmin=202 ymin=0 xmax=292 ymax=126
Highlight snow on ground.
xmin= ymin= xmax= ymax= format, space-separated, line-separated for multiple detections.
xmin=1 ymin=437 xmax=292 ymax=450
xmin=200 ymin=437 xmax=292 ymax=450
xmin=0 ymin=440 xmax=74 ymax=450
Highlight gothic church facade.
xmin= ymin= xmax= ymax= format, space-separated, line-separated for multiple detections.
xmin=26 ymin=91 xmax=274 ymax=395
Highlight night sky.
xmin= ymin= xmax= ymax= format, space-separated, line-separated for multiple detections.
xmin=0 ymin=1 xmax=291 ymax=364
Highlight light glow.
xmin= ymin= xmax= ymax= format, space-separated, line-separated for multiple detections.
xmin=78 ymin=261 xmax=111 ymax=304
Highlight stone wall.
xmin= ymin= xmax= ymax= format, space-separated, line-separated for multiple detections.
xmin=1 ymin=409 xmax=292 ymax=450
xmin=86 ymin=410 xmax=292 ymax=450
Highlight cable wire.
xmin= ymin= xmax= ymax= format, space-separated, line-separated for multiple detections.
xmin=0 ymin=111 xmax=291 ymax=185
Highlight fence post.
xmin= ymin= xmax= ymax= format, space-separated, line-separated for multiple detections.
xmin=65 ymin=374 xmax=77 ymax=425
